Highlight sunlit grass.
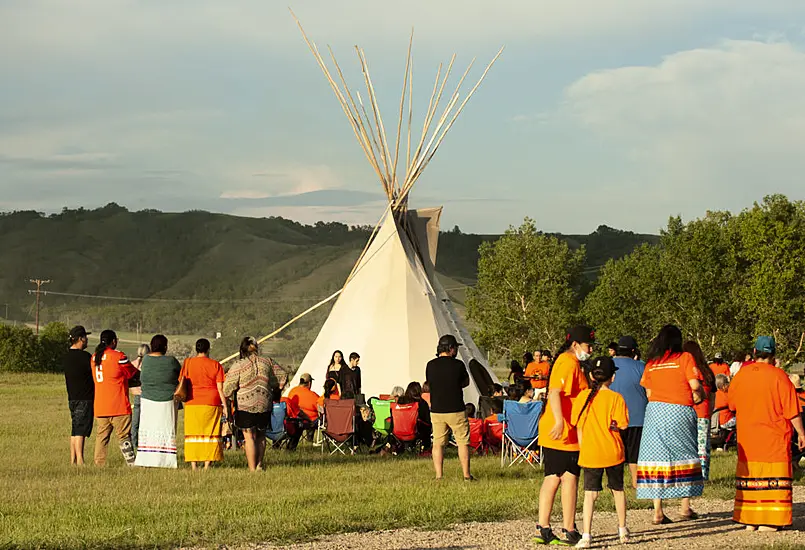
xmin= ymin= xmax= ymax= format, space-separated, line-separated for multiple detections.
xmin=0 ymin=373 xmax=754 ymax=549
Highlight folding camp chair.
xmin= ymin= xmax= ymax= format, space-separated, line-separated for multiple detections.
xmin=468 ymin=417 xmax=486 ymax=454
xmin=485 ymin=419 xmax=503 ymax=454
xmin=501 ymin=400 xmax=542 ymax=468
xmin=369 ymin=397 xmax=393 ymax=450
xmin=710 ymin=406 xmax=736 ymax=451
xmin=322 ymin=398 xmax=357 ymax=455
xmin=390 ymin=402 xmax=421 ymax=453
xmin=266 ymin=402 xmax=287 ymax=448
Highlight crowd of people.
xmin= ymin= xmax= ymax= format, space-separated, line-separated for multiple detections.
xmin=61 ymin=322 xmax=805 ymax=547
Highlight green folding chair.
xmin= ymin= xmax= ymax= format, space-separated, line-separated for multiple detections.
xmin=369 ymin=398 xmax=393 ymax=449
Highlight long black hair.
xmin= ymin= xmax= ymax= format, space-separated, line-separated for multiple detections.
xmin=574 ymin=361 xmax=614 ymax=423
xmin=646 ymin=325 xmax=683 ymax=362
xmin=94 ymin=329 xmax=117 ymax=367
xmin=683 ymin=341 xmax=716 ymax=391
xmin=328 ymin=350 xmax=346 ymax=369
xmin=239 ymin=336 xmax=257 ymax=359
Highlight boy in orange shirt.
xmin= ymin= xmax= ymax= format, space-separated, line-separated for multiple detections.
xmin=571 ymin=356 xmax=630 ymax=548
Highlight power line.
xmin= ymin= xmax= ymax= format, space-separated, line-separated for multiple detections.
xmin=39 ymin=290 xmax=327 ymax=305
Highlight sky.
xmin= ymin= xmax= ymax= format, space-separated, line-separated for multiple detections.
xmin=2 ymin=1 xmax=805 ymax=234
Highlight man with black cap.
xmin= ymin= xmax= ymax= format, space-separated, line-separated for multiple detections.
xmin=534 ymin=325 xmax=594 ymax=546
xmin=609 ymin=335 xmax=647 ymax=489
xmin=426 ymin=334 xmax=472 ymax=481
xmin=63 ymin=325 xmax=94 ymax=465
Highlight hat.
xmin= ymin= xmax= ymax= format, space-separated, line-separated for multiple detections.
xmin=714 ymin=352 xmax=723 ymax=360
xmin=566 ymin=325 xmax=596 ymax=345
xmin=590 ymin=355 xmax=618 ymax=378
xmin=617 ymin=335 xmax=638 ymax=351
xmin=299 ymin=373 xmax=314 ymax=383
xmin=790 ymin=374 xmax=802 ymax=391
xmin=438 ymin=334 xmax=463 ymax=349
xmin=69 ymin=325 xmax=90 ymax=340
xmin=754 ymin=335 xmax=776 ymax=354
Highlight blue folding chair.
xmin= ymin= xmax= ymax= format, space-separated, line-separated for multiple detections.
xmin=266 ymin=402 xmax=287 ymax=447
xmin=501 ymin=400 xmax=542 ymax=468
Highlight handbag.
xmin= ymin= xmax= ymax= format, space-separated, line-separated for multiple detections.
xmin=174 ymin=376 xmax=189 ymax=403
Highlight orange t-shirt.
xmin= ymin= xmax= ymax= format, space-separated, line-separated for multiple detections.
xmin=728 ymin=361 xmax=800 ymax=463
xmin=641 ymin=352 xmax=699 ymax=406
xmin=571 ymin=388 xmax=629 ymax=468
xmin=714 ymin=389 xmax=733 ymax=426
xmin=93 ymin=348 xmax=138 ymax=417
xmin=287 ymin=385 xmax=320 ymax=421
xmin=538 ymin=351 xmax=589 ymax=451
xmin=711 ymin=362 xmax=730 ymax=378
xmin=180 ymin=356 xmax=225 ymax=407
xmin=524 ymin=361 xmax=550 ymax=390
xmin=693 ymin=381 xmax=712 ymax=419
xmin=317 ymin=393 xmax=341 ymax=409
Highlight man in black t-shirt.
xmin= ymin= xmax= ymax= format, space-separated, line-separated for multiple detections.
xmin=338 ymin=352 xmax=362 ymax=401
xmin=425 ymin=334 xmax=472 ymax=481
xmin=63 ymin=325 xmax=94 ymax=465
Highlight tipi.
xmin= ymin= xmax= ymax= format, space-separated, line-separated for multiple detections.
xmin=285 ymin=17 xmax=502 ymax=405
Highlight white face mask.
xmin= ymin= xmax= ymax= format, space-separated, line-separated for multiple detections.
xmin=575 ymin=349 xmax=591 ymax=362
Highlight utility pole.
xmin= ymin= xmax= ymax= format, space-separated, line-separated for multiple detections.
xmin=28 ymin=279 xmax=51 ymax=335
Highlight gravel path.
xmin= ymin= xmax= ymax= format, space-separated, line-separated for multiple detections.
xmin=255 ymin=488 xmax=805 ymax=550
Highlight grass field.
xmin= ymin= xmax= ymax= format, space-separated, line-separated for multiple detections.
xmin=0 ymin=373 xmax=771 ymax=549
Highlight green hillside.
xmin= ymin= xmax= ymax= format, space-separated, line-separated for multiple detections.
xmin=0 ymin=205 xmax=657 ymax=358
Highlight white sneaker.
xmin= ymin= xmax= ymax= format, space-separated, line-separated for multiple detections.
xmin=575 ymin=536 xmax=592 ymax=548
xmin=619 ymin=527 xmax=630 ymax=544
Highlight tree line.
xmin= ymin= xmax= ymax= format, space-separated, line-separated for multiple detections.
xmin=467 ymin=194 xmax=805 ymax=364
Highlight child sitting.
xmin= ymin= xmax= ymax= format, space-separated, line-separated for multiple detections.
xmin=570 ymin=356 xmax=630 ymax=548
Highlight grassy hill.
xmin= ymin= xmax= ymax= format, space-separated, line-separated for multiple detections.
xmin=0 ymin=205 xmax=657 ymax=359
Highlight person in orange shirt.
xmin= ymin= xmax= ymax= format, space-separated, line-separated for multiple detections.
xmin=533 ymin=325 xmax=593 ymax=547
xmin=713 ymin=375 xmax=734 ymax=429
xmin=571 ymin=356 xmax=630 ymax=548
xmin=316 ymin=378 xmax=341 ymax=409
xmin=683 ymin=341 xmax=717 ymax=481
xmin=728 ymin=335 xmax=805 ymax=532
xmin=524 ymin=352 xmax=550 ymax=394
xmin=637 ymin=325 xmax=704 ymax=525
xmin=181 ymin=338 xmax=227 ymax=470
xmin=710 ymin=353 xmax=730 ymax=379
xmin=287 ymin=373 xmax=320 ymax=423
xmin=92 ymin=329 xmax=138 ymax=466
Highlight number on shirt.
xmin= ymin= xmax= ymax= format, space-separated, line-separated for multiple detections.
xmin=95 ymin=366 xmax=103 ymax=383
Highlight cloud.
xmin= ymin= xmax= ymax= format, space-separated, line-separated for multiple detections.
xmin=560 ymin=39 xmax=805 ymax=208
xmin=220 ymin=189 xmax=384 ymax=207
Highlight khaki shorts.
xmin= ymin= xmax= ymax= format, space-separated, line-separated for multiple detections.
xmin=431 ymin=411 xmax=470 ymax=447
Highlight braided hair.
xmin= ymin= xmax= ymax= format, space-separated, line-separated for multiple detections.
xmin=94 ymin=329 xmax=117 ymax=367
xmin=575 ymin=363 xmax=614 ymax=424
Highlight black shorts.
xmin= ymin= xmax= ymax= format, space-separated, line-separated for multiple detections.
xmin=583 ymin=463 xmax=625 ymax=492
xmin=69 ymin=400 xmax=94 ymax=437
xmin=235 ymin=411 xmax=270 ymax=431
xmin=620 ymin=427 xmax=643 ymax=464
xmin=542 ymin=447 xmax=581 ymax=477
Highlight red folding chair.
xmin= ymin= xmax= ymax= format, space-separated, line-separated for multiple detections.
xmin=485 ymin=420 xmax=503 ymax=454
xmin=391 ymin=402 xmax=420 ymax=452
xmin=322 ymin=398 xmax=356 ymax=455
xmin=468 ymin=417 xmax=486 ymax=454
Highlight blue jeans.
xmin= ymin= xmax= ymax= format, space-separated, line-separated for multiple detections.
xmin=131 ymin=394 xmax=141 ymax=449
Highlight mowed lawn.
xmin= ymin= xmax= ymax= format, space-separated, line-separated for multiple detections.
xmin=0 ymin=373 xmax=753 ymax=549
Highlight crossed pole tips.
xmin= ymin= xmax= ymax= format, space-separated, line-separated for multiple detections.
xmin=219 ymin=12 xmax=503 ymax=365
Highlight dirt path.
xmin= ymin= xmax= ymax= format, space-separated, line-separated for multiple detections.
xmin=258 ymin=488 xmax=805 ymax=550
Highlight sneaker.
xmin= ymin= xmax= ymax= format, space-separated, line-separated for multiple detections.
xmin=619 ymin=527 xmax=630 ymax=544
xmin=561 ymin=529 xmax=582 ymax=546
xmin=532 ymin=527 xmax=568 ymax=546
xmin=575 ymin=537 xmax=592 ymax=549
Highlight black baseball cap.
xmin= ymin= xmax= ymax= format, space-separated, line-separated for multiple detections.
xmin=438 ymin=334 xmax=463 ymax=349
xmin=566 ymin=325 xmax=596 ymax=345
xmin=69 ymin=325 xmax=90 ymax=340
xmin=617 ymin=335 xmax=638 ymax=351
xmin=591 ymin=355 xmax=618 ymax=378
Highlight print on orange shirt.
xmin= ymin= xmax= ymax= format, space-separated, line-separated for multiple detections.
xmin=524 ymin=361 xmax=550 ymax=390
xmin=571 ymin=388 xmax=629 ymax=468
xmin=641 ymin=351 xmax=699 ymax=407
xmin=93 ymin=348 xmax=137 ymax=417
xmin=537 ymin=351 xmax=589 ymax=451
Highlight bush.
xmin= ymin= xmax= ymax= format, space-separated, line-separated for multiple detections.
xmin=0 ymin=322 xmax=69 ymax=373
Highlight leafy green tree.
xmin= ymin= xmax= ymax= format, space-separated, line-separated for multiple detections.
xmin=39 ymin=322 xmax=70 ymax=372
xmin=0 ymin=325 xmax=40 ymax=372
xmin=467 ymin=218 xmax=586 ymax=358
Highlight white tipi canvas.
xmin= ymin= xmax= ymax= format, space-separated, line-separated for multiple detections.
xmin=286 ymin=208 xmax=498 ymax=406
